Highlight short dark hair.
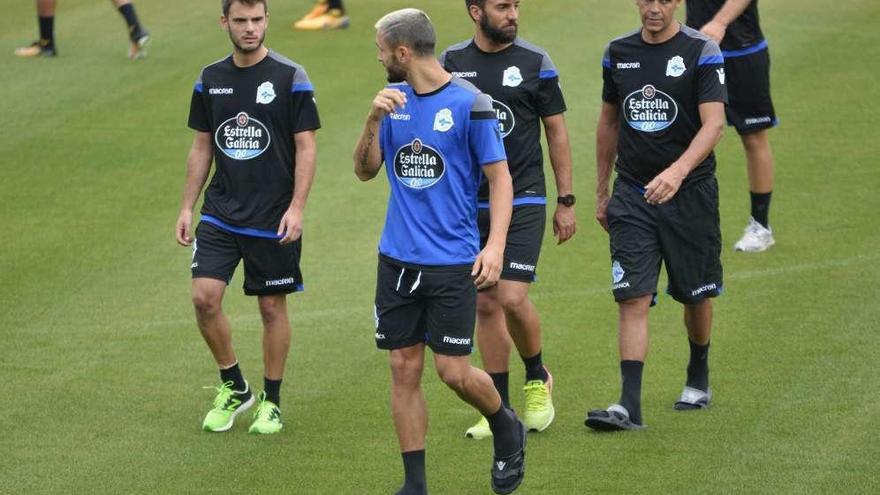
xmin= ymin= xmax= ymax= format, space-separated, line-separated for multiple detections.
xmin=465 ymin=0 xmax=486 ymax=22
xmin=222 ymin=0 xmax=268 ymax=17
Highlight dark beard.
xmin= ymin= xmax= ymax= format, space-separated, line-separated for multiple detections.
xmin=480 ymin=15 xmax=516 ymax=44
xmin=385 ymin=63 xmax=407 ymax=83
xmin=230 ymin=32 xmax=265 ymax=54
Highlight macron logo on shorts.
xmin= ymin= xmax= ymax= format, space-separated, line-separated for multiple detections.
xmin=265 ymin=277 xmax=296 ymax=287
xmin=442 ymin=336 xmax=471 ymax=346
xmin=509 ymin=261 xmax=536 ymax=272
xmin=691 ymin=283 xmax=718 ymax=297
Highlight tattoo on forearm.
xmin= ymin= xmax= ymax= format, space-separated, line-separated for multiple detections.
xmin=359 ymin=129 xmax=375 ymax=168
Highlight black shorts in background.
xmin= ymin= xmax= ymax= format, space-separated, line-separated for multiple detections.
xmin=724 ymin=48 xmax=777 ymax=135
xmin=607 ymin=176 xmax=723 ymax=305
xmin=374 ymin=255 xmax=477 ymax=356
xmin=479 ymin=204 xmax=546 ymax=283
xmin=191 ymin=222 xmax=303 ymax=296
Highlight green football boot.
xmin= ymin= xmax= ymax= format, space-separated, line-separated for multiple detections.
xmin=465 ymin=415 xmax=493 ymax=440
xmin=249 ymin=391 xmax=283 ymax=435
xmin=522 ymin=367 xmax=555 ymax=432
xmin=202 ymin=380 xmax=254 ymax=432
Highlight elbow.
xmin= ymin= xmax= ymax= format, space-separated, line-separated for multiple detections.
xmin=714 ymin=121 xmax=725 ymax=144
xmin=354 ymin=165 xmax=376 ymax=182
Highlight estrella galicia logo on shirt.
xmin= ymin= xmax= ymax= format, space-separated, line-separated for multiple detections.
xmin=215 ymin=112 xmax=272 ymax=160
xmin=393 ymin=138 xmax=446 ymax=189
xmin=623 ymin=84 xmax=679 ymax=133
xmin=491 ymin=98 xmax=515 ymax=138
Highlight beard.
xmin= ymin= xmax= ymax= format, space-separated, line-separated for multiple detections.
xmin=480 ymin=14 xmax=517 ymax=44
xmin=230 ymin=31 xmax=265 ymax=54
xmin=385 ymin=63 xmax=407 ymax=84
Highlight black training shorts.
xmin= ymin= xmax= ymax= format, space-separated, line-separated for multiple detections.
xmin=191 ymin=221 xmax=304 ymax=296
xmin=607 ymin=176 xmax=723 ymax=305
xmin=724 ymin=49 xmax=777 ymax=135
xmin=374 ymin=255 xmax=477 ymax=356
xmin=479 ymin=204 xmax=546 ymax=283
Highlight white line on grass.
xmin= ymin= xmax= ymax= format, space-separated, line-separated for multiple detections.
xmin=141 ymin=254 xmax=878 ymax=330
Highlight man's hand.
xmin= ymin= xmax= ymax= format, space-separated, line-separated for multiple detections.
xmin=644 ymin=164 xmax=686 ymax=205
xmin=277 ymin=207 xmax=303 ymax=245
xmin=700 ymin=20 xmax=727 ymax=45
xmin=471 ymin=243 xmax=503 ymax=289
xmin=176 ymin=209 xmax=194 ymax=246
xmin=553 ymin=204 xmax=576 ymax=244
xmin=370 ymin=88 xmax=407 ymax=121
xmin=595 ymin=193 xmax=611 ymax=233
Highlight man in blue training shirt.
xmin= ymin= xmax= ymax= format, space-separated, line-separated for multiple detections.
xmin=353 ymin=9 xmax=526 ymax=495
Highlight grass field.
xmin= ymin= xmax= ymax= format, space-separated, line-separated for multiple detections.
xmin=2 ymin=0 xmax=879 ymax=493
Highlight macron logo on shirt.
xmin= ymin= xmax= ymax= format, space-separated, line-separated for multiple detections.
xmin=209 ymin=87 xmax=234 ymax=95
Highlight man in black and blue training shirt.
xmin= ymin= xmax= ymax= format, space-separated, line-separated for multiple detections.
xmin=687 ymin=0 xmax=778 ymax=252
xmin=585 ymin=0 xmax=727 ymax=432
xmin=175 ymin=0 xmax=320 ymax=435
xmin=440 ymin=0 xmax=576 ymax=440
xmin=353 ymin=9 xmax=526 ymax=495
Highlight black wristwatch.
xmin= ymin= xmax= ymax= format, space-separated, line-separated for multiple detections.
xmin=557 ymin=194 xmax=576 ymax=207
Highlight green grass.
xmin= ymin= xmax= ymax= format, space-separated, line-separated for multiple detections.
xmin=1 ymin=0 xmax=879 ymax=493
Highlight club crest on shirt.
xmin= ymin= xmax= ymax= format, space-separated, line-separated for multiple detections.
xmin=502 ymin=66 xmax=523 ymax=87
xmin=433 ymin=108 xmax=454 ymax=132
xmin=256 ymin=81 xmax=276 ymax=104
xmin=393 ymin=138 xmax=446 ymax=189
xmin=665 ymin=56 xmax=686 ymax=77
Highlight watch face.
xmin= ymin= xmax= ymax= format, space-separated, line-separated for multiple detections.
xmin=559 ymin=195 xmax=576 ymax=206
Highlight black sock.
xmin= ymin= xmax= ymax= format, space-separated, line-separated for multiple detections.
xmin=38 ymin=16 xmax=54 ymax=45
xmin=486 ymin=406 xmax=520 ymax=457
xmin=397 ymin=450 xmax=427 ymax=495
xmin=618 ymin=360 xmax=644 ymax=425
xmin=219 ymin=362 xmax=248 ymax=393
xmin=686 ymin=339 xmax=710 ymax=392
xmin=327 ymin=0 xmax=345 ymax=12
xmin=264 ymin=377 xmax=282 ymax=406
xmin=522 ymin=350 xmax=548 ymax=382
xmin=117 ymin=3 xmax=144 ymax=39
xmin=750 ymin=191 xmax=772 ymax=228
xmin=489 ymin=372 xmax=510 ymax=409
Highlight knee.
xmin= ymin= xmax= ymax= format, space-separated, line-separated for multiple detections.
xmin=390 ymin=350 xmax=423 ymax=385
xmin=618 ymin=296 xmax=652 ymax=317
xmin=497 ymin=290 xmax=528 ymax=313
xmin=191 ymin=290 xmax=221 ymax=317
xmin=436 ymin=363 xmax=468 ymax=392
xmin=476 ymin=290 xmax=501 ymax=319
xmin=258 ymin=296 xmax=287 ymax=322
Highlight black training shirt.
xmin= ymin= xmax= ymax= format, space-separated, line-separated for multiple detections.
xmin=188 ymin=50 xmax=320 ymax=232
xmin=440 ymin=38 xmax=566 ymax=202
xmin=602 ymin=25 xmax=727 ymax=187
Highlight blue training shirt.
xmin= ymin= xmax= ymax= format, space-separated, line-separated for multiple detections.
xmin=378 ymin=77 xmax=506 ymax=266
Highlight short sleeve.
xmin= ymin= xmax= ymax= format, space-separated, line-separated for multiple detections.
xmin=601 ymin=45 xmax=619 ymax=103
xmin=188 ymin=70 xmax=211 ymax=131
xmin=469 ymin=93 xmax=507 ymax=166
xmin=536 ymin=52 xmax=567 ymax=116
xmin=697 ymin=40 xmax=728 ymax=104
xmin=290 ymin=67 xmax=321 ymax=133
